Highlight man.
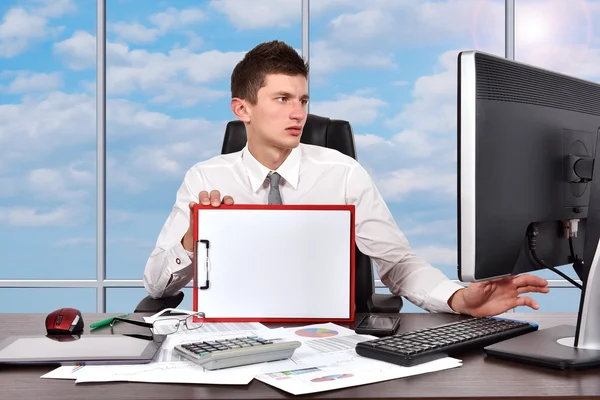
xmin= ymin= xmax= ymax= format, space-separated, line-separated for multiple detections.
xmin=143 ymin=40 xmax=549 ymax=316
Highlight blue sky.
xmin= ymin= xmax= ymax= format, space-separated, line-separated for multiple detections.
xmin=0 ymin=0 xmax=598 ymax=313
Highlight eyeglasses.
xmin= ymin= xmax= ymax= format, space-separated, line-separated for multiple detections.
xmin=109 ymin=308 xmax=205 ymax=335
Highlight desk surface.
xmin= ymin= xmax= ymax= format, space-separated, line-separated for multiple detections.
xmin=0 ymin=312 xmax=598 ymax=400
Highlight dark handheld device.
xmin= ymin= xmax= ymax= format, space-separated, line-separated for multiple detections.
xmin=354 ymin=315 xmax=401 ymax=337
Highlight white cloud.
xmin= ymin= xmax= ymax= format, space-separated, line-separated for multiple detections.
xmin=400 ymin=218 xmax=456 ymax=239
xmin=55 ymin=31 xmax=243 ymax=106
xmin=27 ymin=166 xmax=92 ymax=202
xmin=0 ymin=91 xmax=95 ymax=164
xmin=324 ymin=0 xmax=504 ymax=49
xmin=374 ymin=166 xmax=456 ymax=202
xmin=0 ymin=87 xmax=230 ymax=227
xmin=310 ymin=40 xmax=395 ymax=76
xmin=31 ymin=0 xmax=77 ymax=18
xmin=54 ymin=237 xmax=95 ymax=247
xmin=208 ymin=0 xmax=359 ymax=29
xmin=0 ymin=205 xmax=84 ymax=227
xmin=385 ymin=49 xmax=459 ymax=134
xmin=109 ymin=7 xmax=205 ymax=45
xmin=390 ymin=130 xmax=435 ymax=158
xmin=354 ymin=133 xmax=390 ymax=147
xmin=55 ymin=237 xmax=154 ymax=248
xmin=0 ymin=1 xmax=74 ymax=58
xmin=0 ymin=8 xmax=51 ymax=57
xmin=412 ymin=244 xmax=457 ymax=266
xmin=149 ymin=7 xmax=205 ymax=31
xmin=109 ymin=22 xmax=160 ymax=45
xmin=5 ymin=71 xmax=62 ymax=93
xmin=310 ymin=94 xmax=388 ymax=125
xmin=53 ymin=30 xmax=97 ymax=70
xmin=208 ymin=0 xmax=298 ymax=29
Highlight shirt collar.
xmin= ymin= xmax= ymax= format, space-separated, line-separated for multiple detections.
xmin=242 ymin=145 xmax=301 ymax=192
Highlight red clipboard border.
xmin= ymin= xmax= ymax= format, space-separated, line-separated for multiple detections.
xmin=192 ymin=203 xmax=356 ymax=323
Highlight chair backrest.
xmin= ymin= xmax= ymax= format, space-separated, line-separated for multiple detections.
xmin=221 ymin=113 xmax=374 ymax=313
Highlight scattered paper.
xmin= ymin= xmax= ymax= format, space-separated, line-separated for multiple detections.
xmin=41 ymin=363 xmax=87 ymax=380
xmin=41 ymin=321 xmax=463 ymax=394
xmin=253 ymin=322 xmax=463 ymax=395
xmin=42 ymin=323 xmax=275 ymax=385
xmin=256 ymin=357 xmax=462 ymax=395
xmin=73 ymin=360 xmax=261 ymax=385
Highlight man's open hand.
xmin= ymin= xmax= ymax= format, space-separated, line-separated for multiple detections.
xmin=449 ymin=274 xmax=550 ymax=317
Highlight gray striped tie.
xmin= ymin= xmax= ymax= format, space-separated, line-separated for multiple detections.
xmin=267 ymin=172 xmax=283 ymax=204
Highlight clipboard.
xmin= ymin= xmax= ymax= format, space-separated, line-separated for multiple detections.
xmin=192 ymin=204 xmax=355 ymax=323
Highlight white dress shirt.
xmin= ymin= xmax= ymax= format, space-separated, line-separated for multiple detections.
xmin=143 ymin=143 xmax=463 ymax=313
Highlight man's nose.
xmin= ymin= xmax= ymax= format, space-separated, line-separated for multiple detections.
xmin=290 ymin=103 xmax=306 ymax=121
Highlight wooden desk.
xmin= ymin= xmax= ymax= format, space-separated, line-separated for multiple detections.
xmin=0 ymin=312 xmax=598 ymax=399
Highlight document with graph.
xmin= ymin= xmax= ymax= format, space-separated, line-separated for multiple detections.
xmin=191 ymin=204 xmax=356 ymax=322
xmin=255 ymin=322 xmax=463 ymax=396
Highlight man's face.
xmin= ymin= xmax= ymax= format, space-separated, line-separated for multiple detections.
xmin=246 ymin=73 xmax=309 ymax=150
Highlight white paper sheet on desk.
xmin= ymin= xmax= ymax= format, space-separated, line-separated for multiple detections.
xmin=256 ymin=356 xmax=462 ymax=395
xmin=73 ymin=360 xmax=262 ymax=385
xmin=251 ymin=322 xmax=463 ymax=395
xmin=40 ymin=360 xmax=261 ymax=385
xmin=41 ymin=327 xmax=283 ymax=385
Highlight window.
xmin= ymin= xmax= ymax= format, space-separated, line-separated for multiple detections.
xmin=308 ymin=0 xmax=505 ymax=289
xmin=0 ymin=0 xmax=582 ymax=313
xmin=104 ymin=1 xmax=302 ymax=303
xmin=0 ymin=0 xmax=96 ymax=312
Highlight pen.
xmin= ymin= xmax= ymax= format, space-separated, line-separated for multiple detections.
xmin=90 ymin=313 xmax=130 ymax=330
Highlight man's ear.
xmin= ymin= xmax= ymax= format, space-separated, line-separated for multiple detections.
xmin=231 ymin=98 xmax=251 ymax=123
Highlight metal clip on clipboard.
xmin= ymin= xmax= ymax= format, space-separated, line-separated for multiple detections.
xmin=195 ymin=239 xmax=210 ymax=290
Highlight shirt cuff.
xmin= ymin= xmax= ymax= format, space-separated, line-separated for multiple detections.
xmin=162 ymin=243 xmax=194 ymax=295
xmin=428 ymin=280 xmax=465 ymax=314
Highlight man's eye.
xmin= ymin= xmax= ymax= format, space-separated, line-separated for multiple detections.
xmin=277 ymin=97 xmax=287 ymax=102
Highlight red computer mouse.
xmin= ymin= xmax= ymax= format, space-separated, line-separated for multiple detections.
xmin=45 ymin=308 xmax=85 ymax=335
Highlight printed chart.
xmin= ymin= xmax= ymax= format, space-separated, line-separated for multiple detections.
xmin=311 ymin=373 xmax=354 ymax=382
xmin=295 ymin=328 xmax=339 ymax=338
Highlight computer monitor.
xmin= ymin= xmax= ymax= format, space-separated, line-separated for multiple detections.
xmin=457 ymin=50 xmax=600 ymax=369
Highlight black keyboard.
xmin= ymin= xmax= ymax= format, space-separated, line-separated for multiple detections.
xmin=355 ymin=316 xmax=538 ymax=367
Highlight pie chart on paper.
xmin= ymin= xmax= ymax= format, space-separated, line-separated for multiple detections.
xmin=294 ymin=327 xmax=339 ymax=338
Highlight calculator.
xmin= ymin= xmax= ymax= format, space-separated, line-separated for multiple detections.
xmin=173 ymin=336 xmax=302 ymax=370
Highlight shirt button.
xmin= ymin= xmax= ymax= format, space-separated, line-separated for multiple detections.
xmin=175 ymin=258 xmax=181 ymax=264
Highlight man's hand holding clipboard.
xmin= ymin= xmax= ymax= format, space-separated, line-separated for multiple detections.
xmin=181 ymin=190 xmax=234 ymax=252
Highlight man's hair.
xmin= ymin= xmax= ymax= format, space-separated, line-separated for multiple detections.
xmin=231 ymin=40 xmax=309 ymax=105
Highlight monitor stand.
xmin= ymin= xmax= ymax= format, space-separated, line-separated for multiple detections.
xmin=484 ymin=239 xmax=600 ymax=370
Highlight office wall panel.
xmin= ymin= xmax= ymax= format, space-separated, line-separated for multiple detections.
xmin=307 ymin=1 xmax=505 ymax=284
xmin=104 ymin=0 xmax=303 ymax=280
xmin=0 ymin=0 xmax=97 ymax=280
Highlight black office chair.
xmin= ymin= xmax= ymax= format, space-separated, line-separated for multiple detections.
xmin=221 ymin=113 xmax=403 ymax=314
xmin=134 ymin=290 xmax=185 ymax=313
xmin=134 ymin=113 xmax=403 ymax=314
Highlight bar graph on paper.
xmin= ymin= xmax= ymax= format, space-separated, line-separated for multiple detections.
xmin=304 ymin=334 xmax=370 ymax=353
